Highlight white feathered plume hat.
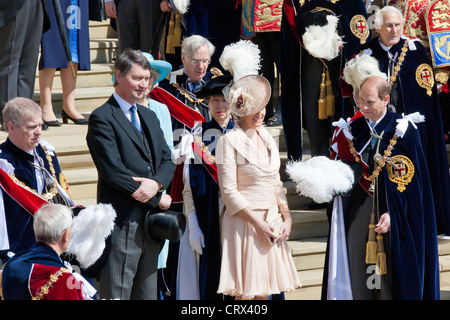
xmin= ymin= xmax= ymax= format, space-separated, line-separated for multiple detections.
xmin=66 ymin=203 xmax=116 ymax=269
xmin=219 ymin=40 xmax=271 ymax=117
xmin=343 ymin=54 xmax=387 ymax=93
xmin=302 ymin=15 xmax=344 ymax=61
xmin=285 ymin=156 xmax=355 ymax=204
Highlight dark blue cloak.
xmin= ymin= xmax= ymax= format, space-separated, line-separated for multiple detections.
xmin=0 ymin=138 xmax=65 ymax=263
xmin=188 ymin=118 xmax=234 ymax=300
xmin=355 ymin=111 xmax=440 ymax=299
xmin=323 ymin=110 xmax=440 ymax=299
xmin=360 ymin=37 xmax=450 ymax=236
xmin=1 ymin=242 xmax=66 ymax=300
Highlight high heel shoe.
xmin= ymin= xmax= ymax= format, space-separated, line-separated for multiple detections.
xmin=43 ymin=119 xmax=62 ymax=127
xmin=61 ymin=110 xmax=88 ymax=125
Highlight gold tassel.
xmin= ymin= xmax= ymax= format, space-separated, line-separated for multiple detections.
xmin=318 ymin=71 xmax=327 ymax=120
xmin=376 ymin=234 xmax=387 ymax=275
xmin=365 ymin=212 xmax=377 ymax=264
xmin=325 ymin=70 xmax=335 ymax=117
xmin=174 ymin=13 xmax=182 ymax=47
xmin=166 ymin=11 xmax=175 ymax=54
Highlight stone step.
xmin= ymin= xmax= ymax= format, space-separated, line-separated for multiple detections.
xmin=33 ymin=85 xmax=114 ymax=114
xmin=285 ymin=236 xmax=450 ymax=300
xmin=89 ymin=20 xmax=116 ymax=40
xmin=34 ymin=63 xmax=114 ymax=91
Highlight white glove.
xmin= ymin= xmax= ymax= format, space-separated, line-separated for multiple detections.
xmin=187 ymin=211 xmax=205 ymax=255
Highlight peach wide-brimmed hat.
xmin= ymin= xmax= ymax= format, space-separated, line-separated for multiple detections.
xmin=227 ymin=74 xmax=271 ymax=117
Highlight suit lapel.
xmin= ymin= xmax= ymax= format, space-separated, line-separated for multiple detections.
xmin=138 ymin=104 xmax=158 ymax=166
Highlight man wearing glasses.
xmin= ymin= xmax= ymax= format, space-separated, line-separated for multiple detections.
xmin=159 ymin=34 xmax=216 ymax=130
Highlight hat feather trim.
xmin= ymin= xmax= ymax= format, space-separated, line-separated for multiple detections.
xmin=66 ymin=203 xmax=116 ymax=269
xmin=219 ymin=40 xmax=261 ymax=83
xmin=173 ymin=0 xmax=190 ymax=14
xmin=302 ymin=15 xmax=343 ymax=61
xmin=285 ymin=156 xmax=354 ymax=204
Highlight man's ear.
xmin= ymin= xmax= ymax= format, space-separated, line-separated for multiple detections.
xmin=115 ymin=69 xmax=121 ymax=84
xmin=6 ymin=121 xmax=15 ymax=133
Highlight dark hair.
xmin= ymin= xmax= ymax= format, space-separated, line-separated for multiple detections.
xmin=114 ymin=49 xmax=151 ymax=86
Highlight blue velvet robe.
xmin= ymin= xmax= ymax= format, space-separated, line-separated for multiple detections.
xmin=323 ymin=110 xmax=440 ymax=299
xmin=1 ymin=242 xmax=68 ymax=300
xmin=188 ymin=118 xmax=234 ymax=299
xmin=0 ymin=138 xmax=65 ymax=263
xmin=360 ymin=37 xmax=450 ymax=236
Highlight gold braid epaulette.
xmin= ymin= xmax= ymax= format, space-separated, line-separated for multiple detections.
xmin=171 ymin=83 xmax=204 ymax=104
xmin=32 ymin=267 xmax=69 ymax=300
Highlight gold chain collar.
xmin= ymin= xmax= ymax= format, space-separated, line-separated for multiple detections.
xmin=8 ymin=146 xmax=59 ymax=202
xmin=347 ymin=128 xmax=399 ymax=183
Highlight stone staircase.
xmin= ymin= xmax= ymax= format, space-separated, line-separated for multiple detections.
xmin=8 ymin=19 xmax=449 ymax=300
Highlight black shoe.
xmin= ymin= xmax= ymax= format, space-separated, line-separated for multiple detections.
xmin=265 ymin=110 xmax=282 ymax=127
xmin=61 ymin=110 xmax=88 ymax=125
xmin=43 ymin=119 xmax=62 ymax=127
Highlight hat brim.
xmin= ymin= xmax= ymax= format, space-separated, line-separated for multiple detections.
xmin=150 ymin=60 xmax=172 ymax=83
xmin=228 ymin=75 xmax=271 ymax=117
xmin=195 ymin=74 xmax=233 ymax=99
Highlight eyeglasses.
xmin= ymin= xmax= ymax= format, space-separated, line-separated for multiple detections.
xmin=189 ymin=57 xmax=211 ymax=66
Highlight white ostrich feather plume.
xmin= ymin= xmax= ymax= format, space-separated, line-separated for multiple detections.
xmin=343 ymin=54 xmax=387 ymax=92
xmin=67 ymin=203 xmax=116 ymax=269
xmin=285 ymin=156 xmax=354 ymax=204
xmin=219 ymin=40 xmax=261 ymax=83
xmin=173 ymin=0 xmax=190 ymax=14
xmin=302 ymin=15 xmax=343 ymax=61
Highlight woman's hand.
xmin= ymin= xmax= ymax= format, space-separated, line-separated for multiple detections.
xmin=254 ymin=220 xmax=279 ymax=246
xmin=278 ymin=218 xmax=292 ymax=242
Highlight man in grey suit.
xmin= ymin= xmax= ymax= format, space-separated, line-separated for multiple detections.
xmin=0 ymin=1 xmax=49 ymax=117
xmin=104 ymin=0 xmax=171 ymax=53
xmin=86 ymin=49 xmax=175 ymax=299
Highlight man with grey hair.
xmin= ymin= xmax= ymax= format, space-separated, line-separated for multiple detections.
xmin=159 ymin=34 xmax=216 ymax=130
xmin=1 ymin=204 xmax=95 ymax=300
xmin=355 ymin=5 xmax=450 ymax=240
xmin=0 ymin=97 xmax=73 ymax=264
xmin=87 ymin=48 xmax=175 ymax=300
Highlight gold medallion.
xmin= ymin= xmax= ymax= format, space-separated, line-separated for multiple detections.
xmin=350 ymin=15 xmax=370 ymax=44
xmin=386 ymin=155 xmax=415 ymax=192
xmin=415 ymin=63 xmax=435 ymax=96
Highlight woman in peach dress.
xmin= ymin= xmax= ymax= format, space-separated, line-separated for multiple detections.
xmin=215 ymin=75 xmax=301 ymax=300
